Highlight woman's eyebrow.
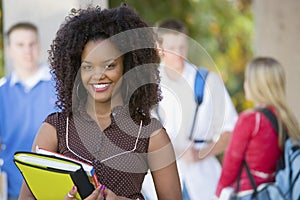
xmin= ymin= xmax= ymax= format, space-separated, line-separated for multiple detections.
xmin=102 ymin=57 xmax=118 ymax=64
xmin=81 ymin=60 xmax=92 ymax=64
xmin=81 ymin=57 xmax=118 ymax=65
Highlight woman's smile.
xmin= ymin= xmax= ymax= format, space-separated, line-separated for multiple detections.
xmin=91 ymin=83 xmax=111 ymax=92
xmin=81 ymin=39 xmax=124 ymax=103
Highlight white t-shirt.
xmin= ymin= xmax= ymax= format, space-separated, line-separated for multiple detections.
xmin=143 ymin=62 xmax=238 ymax=200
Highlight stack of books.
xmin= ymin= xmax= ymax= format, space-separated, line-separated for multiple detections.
xmin=14 ymin=148 xmax=99 ymax=200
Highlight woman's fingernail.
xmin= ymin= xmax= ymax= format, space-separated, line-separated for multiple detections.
xmin=72 ymin=185 xmax=76 ymax=192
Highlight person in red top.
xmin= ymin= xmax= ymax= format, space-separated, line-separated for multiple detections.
xmin=215 ymin=57 xmax=300 ymax=199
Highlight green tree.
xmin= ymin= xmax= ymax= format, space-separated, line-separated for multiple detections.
xmin=110 ymin=0 xmax=253 ymax=112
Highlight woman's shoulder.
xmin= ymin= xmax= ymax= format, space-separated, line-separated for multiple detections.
xmin=44 ymin=112 xmax=68 ymax=126
xmin=236 ymin=109 xmax=262 ymax=124
xmin=46 ymin=111 xmax=66 ymax=119
xmin=240 ymin=108 xmax=274 ymax=119
xmin=240 ymin=108 xmax=260 ymax=117
xmin=149 ymin=117 xmax=163 ymax=127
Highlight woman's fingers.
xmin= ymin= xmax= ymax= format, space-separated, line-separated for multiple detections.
xmin=64 ymin=185 xmax=107 ymax=200
xmin=64 ymin=186 xmax=77 ymax=200
xmin=84 ymin=186 xmax=104 ymax=200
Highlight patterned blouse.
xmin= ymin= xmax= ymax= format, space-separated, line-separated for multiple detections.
xmin=44 ymin=104 xmax=162 ymax=199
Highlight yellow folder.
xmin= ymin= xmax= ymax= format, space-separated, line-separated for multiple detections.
xmin=14 ymin=151 xmax=95 ymax=200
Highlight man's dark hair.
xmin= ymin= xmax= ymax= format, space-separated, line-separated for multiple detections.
xmin=157 ymin=19 xmax=187 ymax=34
xmin=6 ymin=22 xmax=38 ymax=43
xmin=6 ymin=22 xmax=38 ymax=37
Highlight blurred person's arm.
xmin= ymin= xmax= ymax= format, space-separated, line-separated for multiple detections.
xmin=197 ymin=130 xmax=231 ymax=159
xmin=183 ymin=72 xmax=238 ymax=162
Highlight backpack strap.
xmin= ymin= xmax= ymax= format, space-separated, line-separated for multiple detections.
xmin=259 ymin=108 xmax=286 ymax=169
xmin=189 ymin=68 xmax=209 ymax=141
xmin=259 ymin=108 xmax=279 ymax=132
xmin=155 ymin=67 xmax=209 ymax=137
xmin=243 ymin=160 xmax=259 ymax=198
xmin=194 ymin=68 xmax=209 ymax=105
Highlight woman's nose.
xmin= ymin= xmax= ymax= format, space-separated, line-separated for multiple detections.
xmin=94 ymin=65 xmax=108 ymax=79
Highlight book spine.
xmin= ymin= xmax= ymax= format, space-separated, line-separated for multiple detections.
xmin=37 ymin=148 xmax=95 ymax=177
xmin=71 ymin=168 xmax=95 ymax=199
xmin=92 ymin=173 xmax=100 ymax=188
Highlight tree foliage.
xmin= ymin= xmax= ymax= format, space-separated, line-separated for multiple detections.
xmin=110 ymin=0 xmax=253 ymax=112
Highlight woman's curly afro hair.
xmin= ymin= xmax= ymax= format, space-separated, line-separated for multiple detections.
xmin=48 ymin=4 xmax=162 ymax=122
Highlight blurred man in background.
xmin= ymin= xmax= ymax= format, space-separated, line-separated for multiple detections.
xmin=0 ymin=22 xmax=57 ymax=200
xmin=142 ymin=19 xmax=238 ymax=200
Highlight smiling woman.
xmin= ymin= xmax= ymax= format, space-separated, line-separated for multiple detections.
xmin=18 ymin=4 xmax=182 ymax=200
xmin=80 ymin=39 xmax=124 ymax=107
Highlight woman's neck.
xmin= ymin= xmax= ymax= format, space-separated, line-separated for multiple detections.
xmin=86 ymin=101 xmax=111 ymax=119
xmin=85 ymin=100 xmax=112 ymax=131
xmin=85 ymin=87 xmax=124 ymax=118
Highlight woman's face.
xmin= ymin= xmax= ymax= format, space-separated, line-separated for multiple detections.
xmin=81 ymin=39 xmax=124 ymax=103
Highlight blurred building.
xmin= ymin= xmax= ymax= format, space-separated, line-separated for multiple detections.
xmin=253 ymin=0 xmax=300 ymax=122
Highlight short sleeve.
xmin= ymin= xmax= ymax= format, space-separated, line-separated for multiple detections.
xmin=44 ymin=112 xmax=67 ymax=139
xmin=44 ymin=112 xmax=59 ymax=127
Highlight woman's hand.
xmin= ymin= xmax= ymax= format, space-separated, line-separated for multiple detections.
xmin=64 ymin=185 xmax=103 ymax=200
xmin=64 ymin=185 xmax=125 ymax=200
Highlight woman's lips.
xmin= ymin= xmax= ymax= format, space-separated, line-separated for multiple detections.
xmin=92 ymin=83 xmax=110 ymax=92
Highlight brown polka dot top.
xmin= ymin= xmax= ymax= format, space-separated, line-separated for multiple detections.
xmin=44 ymin=105 xmax=162 ymax=199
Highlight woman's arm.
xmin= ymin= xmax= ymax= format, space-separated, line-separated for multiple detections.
xmin=18 ymin=122 xmax=58 ymax=200
xmin=215 ymin=112 xmax=258 ymax=197
xmin=148 ymin=128 xmax=182 ymax=200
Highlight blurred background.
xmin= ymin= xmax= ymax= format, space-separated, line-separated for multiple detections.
xmin=0 ymin=0 xmax=299 ymax=119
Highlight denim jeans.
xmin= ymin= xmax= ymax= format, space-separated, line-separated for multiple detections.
xmin=8 ymin=195 xmax=19 ymax=200
xmin=182 ymin=182 xmax=191 ymax=200
xmin=143 ymin=182 xmax=191 ymax=200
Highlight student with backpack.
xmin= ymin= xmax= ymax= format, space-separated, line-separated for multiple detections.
xmin=142 ymin=19 xmax=238 ymax=200
xmin=215 ymin=57 xmax=300 ymax=200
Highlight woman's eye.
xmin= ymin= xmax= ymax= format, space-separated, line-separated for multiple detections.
xmin=82 ymin=65 xmax=93 ymax=71
xmin=106 ymin=63 xmax=116 ymax=69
